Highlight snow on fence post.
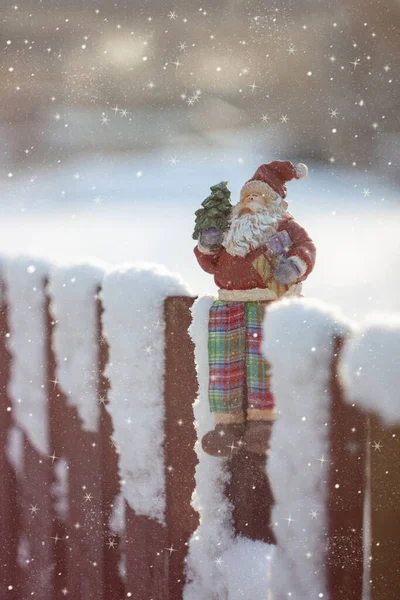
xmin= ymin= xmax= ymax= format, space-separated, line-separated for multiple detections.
xmin=101 ymin=265 xmax=193 ymax=600
xmin=47 ymin=265 xmax=111 ymax=600
xmin=0 ymin=271 xmax=20 ymax=598
xmin=262 ymin=298 xmax=368 ymax=600
xmin=4 ymin=258 xmax=55 ymax=600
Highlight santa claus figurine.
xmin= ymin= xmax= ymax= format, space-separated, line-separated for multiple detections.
xmin=194 ymin=160 xmax=316 ymax=456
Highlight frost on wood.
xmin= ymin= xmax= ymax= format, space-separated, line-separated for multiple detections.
xmin=339 ymin=313 xmax=400 ymax=425
xmin=262 ymin=297 xmax=353 ymax=600
xmin=6 ymin=425 xmax=24 ymax=475
xmin=101 ymin=263 xmax=190 ymax=523
xmin=17 ymin=536 xmax=31 ymax=570
xmin=5 ymin=257 xmax=51 ymax=455
xmin=109 ymin=491 xmax=127 ymax=582
xmin=52 ymin=456 xmax=69 ymax=522
xmin=49 ymin=263 xmax=104 ymax=431
xmin=184 ymin=295 xmax=234 ymax=600
xmin=109 ymin=491 xmax=125 ymax=535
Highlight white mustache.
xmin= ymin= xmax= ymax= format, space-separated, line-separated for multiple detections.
xmin=222 ymin=200 xmax=287 ymax=257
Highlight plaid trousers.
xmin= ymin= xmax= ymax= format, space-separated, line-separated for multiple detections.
xmin=208 ymin=299 xmax=275 ymax=413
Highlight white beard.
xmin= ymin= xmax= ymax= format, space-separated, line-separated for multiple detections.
xmin=222 ymin=197 xmax=287 ymax=257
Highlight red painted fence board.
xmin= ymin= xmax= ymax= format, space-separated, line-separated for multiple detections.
xmin=96 ymin=289 xmax=126 ymax=600
xmin=369 ymin=414 xmax=400 ymax=600
xmin=0 ymin=289 xmax=20 ymax=599
xmin=327 ymin=336 xmax=369 ymax=600
xmin=163 ymin=296 xmax=199 ymax=599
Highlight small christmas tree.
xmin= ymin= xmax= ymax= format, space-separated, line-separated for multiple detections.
xmin=192 ymin=181 xmax=232 ymax=240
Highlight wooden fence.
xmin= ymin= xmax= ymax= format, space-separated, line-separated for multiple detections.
xmin=0 ymin=284 xmax=399 ymax=599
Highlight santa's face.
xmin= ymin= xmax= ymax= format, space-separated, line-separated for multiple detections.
xmin=237 ymin=189 xmax=279 ymax=217
xmin=222 ymin=190 xmax=287 ymax=257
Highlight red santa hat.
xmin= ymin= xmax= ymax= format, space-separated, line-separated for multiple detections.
xmin=240 ymin=160 xmax=308 ymax=208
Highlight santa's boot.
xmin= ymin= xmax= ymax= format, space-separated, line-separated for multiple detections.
xmin=243 ymin=409 xmax=276 ymax=455
xmin=201 ymin=411 xmax=245 ymax=457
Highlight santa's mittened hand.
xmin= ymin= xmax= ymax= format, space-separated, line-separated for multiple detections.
xmin=199 ymin=227 xmax=224 ymax=250
xmin=274 ymin=257 xmax=301 ymax=284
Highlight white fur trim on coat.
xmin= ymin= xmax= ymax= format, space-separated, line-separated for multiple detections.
xmin=240 ymin=180 xmax=279 ymax=202
xmin=218 ymin=284 xmax=303 ymax=302
xmin=218 ymin=287 xmax=278 ymax=301
xmin=289 ymin=255 xmax=308 ymax=277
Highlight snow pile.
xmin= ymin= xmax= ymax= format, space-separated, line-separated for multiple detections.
xmin=184 ymin=295 xmax=235 ymax=600
xmin=4 ymin=256 xmax=51 ymax=455
xmin=262 ymin=297 xmax=353 ymax=600
xmin=218 ymin=538 xmax=273 ymax=600
xmin=48 ymin=263 xmax=104 ymax=431
xmin=339 ymin=313 xmax=400 ymax=425
xmin=101 ymin=263 xmax=190 ymax=523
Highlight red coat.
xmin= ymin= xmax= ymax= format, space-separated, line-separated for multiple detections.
xmin=194 ymin=216 xmax=316 ymax=295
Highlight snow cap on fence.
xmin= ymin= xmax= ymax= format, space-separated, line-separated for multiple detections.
xmin=48 ymin=263 xmax=105 ymax=432
xmin=262 ymin=297 xmax=353 ymax=600
xmin=101 ymin=262 xmax=191 ymax=524
xmin=4 ymin=256 xmax=51 ymax=455
xmin=184 ymin=295 xmax=235 ymax=600
xmin=339 ymin=313 xmax=400 ymax=425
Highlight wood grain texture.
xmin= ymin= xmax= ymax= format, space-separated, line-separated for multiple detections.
xmin=327 ymin=336 xmax=368 ymax=600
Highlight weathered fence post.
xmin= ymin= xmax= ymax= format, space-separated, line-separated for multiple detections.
xmin=45 ymin=278 xmax=105 ymax=599
xmin=327 ymin=336 xmax=369 ymax=600
xmin=0 ymin=283 xmax=20 ymax=598
xmin=124 ymin=296 xmax=199 ymax=600
xmin=96 ymin=288 xmax=126 ymax=600
xmin=226 ymin=451 xmax=276 ymax=544
xmin=164 ymin=296 xmax=199 ymax=599
xmin=7 ymin=277 xmax=55 ymax=600
xmin=44 ymin=277 xmax=69 ymax=598
xmin=369 ymin=413 xmax=400 ymax=600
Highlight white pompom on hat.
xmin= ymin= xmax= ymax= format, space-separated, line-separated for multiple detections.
xmin=295 ymin=163 xmax=308 ymax=179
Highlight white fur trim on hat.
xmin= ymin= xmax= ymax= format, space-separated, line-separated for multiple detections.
xmin=295 ymin=163 xmax=308 ymax=179
xmin=240 ymin=180 xmax=279 ymax=202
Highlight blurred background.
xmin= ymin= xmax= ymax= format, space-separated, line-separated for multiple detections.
xmin=0 ymin=0 xmax=399 ymax=317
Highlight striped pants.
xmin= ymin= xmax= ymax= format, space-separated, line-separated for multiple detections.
xmin=208 ymin=300 xmax=275 ymax=413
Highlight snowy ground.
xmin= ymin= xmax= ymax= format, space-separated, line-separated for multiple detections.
xmin=1 ymin=130 xmax=399 ymax=322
